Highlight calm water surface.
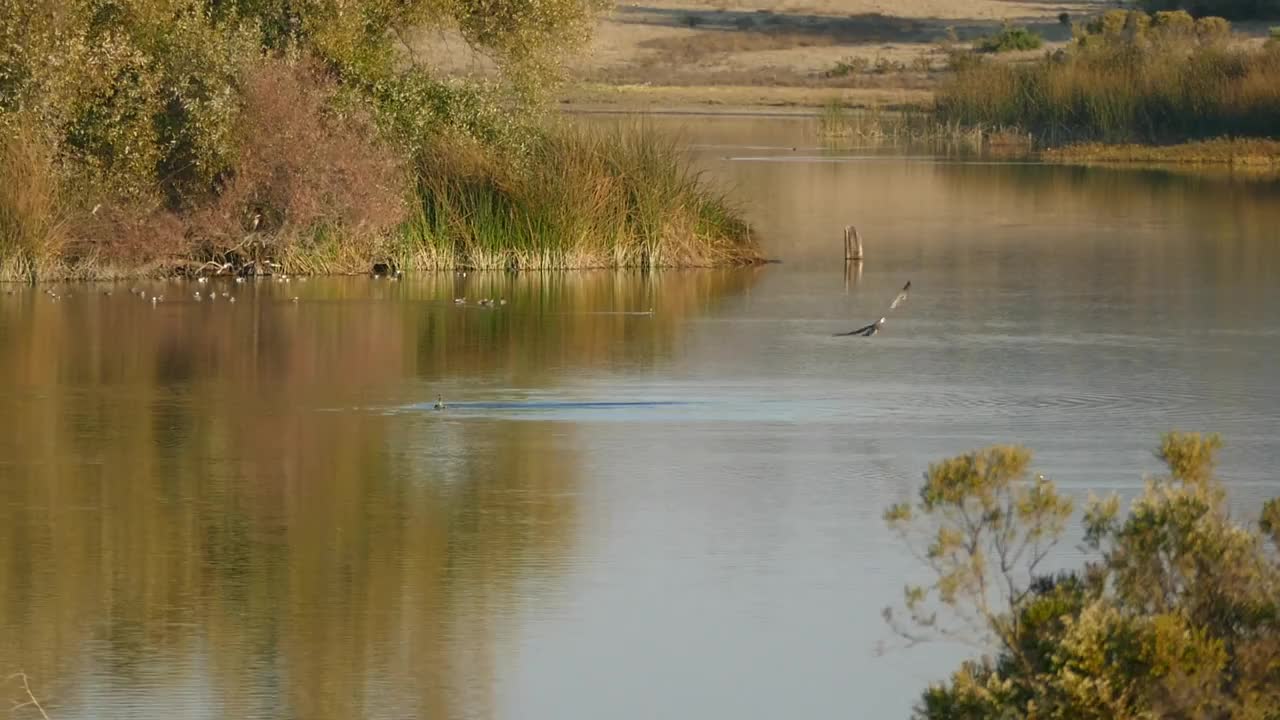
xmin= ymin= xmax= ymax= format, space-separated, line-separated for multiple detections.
xmin=3 ymin=115 xmax=1280 ymax=719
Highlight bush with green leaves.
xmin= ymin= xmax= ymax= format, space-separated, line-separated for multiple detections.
xmin=1137 ymin=0 xmax=1280 ymax=21
xmin=0 ymin=0 xmax=258 ymax=204
xmin=888 ymin=432 xmax=1280 ymax=719
xmin=0 ymin=0 xmax=609 ymax=202
xmin=825 ymin=57 xmax=870 ymax=78
xmin=975 ymin=25 xmax=1044 ymax=53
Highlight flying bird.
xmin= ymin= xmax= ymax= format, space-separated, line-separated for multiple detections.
xmin=835 ymin=281 xmax=911 ymax=337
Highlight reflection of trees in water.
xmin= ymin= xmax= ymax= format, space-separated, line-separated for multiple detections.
xmin=407 ymin=269 xmax=763 ymax=383
xmin=718 ymin=147 xmax=1277 ymax=324
xmin=935 ymin=163 xmax=1280 ymax=265
xmin=924 ymin=164 xmax=1280 ymax=333
xmin=0 ymin=411 xmax=558 ymax=718
xmin=0 ymin=269 xmax=760 ymax=718
xmin=0 ymin=269 xmax=762 ymax=394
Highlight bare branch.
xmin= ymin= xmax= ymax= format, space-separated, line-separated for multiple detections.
xmin=7 ymin=673 xmax=51 ymax=720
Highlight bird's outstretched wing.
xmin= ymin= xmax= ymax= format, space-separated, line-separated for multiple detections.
xmin=834 ymin=281 xmax=910 ymax=337
xmin=834 ymin=318 xmax=883 ymax=337
xmin=889 ymin=281 xmax=911 ymax=310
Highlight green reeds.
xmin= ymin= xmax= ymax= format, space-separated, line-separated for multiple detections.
xmin=975 ymin=25 xmax=1043 ymax=54
xmin=937 ymin=24 xmax=1280 ymax=144
xmin=817 ymin=101 xmax=1001 ymax=151
xmin=1 ymin=122 xmax=762 ymax=280
xmin=399 ymin=123 xmax=763 ymax=270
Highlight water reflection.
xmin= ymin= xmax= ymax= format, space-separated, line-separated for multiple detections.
xmin=0 ymin=270 xmax=759 ymax=719
xmin=2 ymin=116 xmax=1280 ymax=720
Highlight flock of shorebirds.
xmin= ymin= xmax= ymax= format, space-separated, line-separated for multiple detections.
xmin=454 ymin=296 xmax=507 ymax=307
xmin=15 ymin=269 xmax=531 ymax=312
xmin=30 ymin=274 xmax=306 ymax=305
xmin=9 ymin=260 xmax=911 ymax=418
xmin=12 ymin=273 xmax=912 ymax=331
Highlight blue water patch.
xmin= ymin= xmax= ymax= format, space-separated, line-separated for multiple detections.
xmin=388 ymin=393 xmax=875 ymax=424
xmin=410 ymin=399 xmax=695 ymax=412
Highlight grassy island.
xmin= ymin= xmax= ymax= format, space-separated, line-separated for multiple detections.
xmin=935 ymin=9 xmax=1280 ymax=164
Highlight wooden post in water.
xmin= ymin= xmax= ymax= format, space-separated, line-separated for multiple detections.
xmin=844 ymin=252 xmax=862 ymax=292
xmin=844 ymin=225 xmax=864 ymax=262
xmin=844 ymin=225 xmax=863 ymax=293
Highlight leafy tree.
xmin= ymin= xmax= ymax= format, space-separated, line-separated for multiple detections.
xmin=0 ymin=0 xmax=606 ymax=205
xmin=888 ymin=433 xmax=1280 ymax=719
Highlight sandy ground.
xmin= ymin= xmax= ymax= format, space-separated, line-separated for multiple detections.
xmin=560 ymin=0 xmax=1110 ymax=110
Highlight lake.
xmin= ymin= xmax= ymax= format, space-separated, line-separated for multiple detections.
xmin=2 ymin=114 xmax=1279 ymax=719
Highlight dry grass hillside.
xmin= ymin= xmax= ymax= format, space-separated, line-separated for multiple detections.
xmin=560 ymin=0 xmax=1105 ymax=109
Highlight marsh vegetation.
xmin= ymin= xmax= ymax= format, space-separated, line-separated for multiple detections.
xmin=937 ymin=11 xmax=1280 ymax=147
xmin=0 ymin=0 xmax=761 ymax=281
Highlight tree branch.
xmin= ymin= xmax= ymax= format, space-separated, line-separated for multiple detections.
xmin=7 ymin=673 xmax=51 ymax=720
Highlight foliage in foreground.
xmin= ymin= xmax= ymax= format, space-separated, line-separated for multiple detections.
xmin=886 ymin=432 xmax=1280 ymax=719
xmin=0 ymin=0 xmax=760 ymax=279
xmin=937 ymin=11 xmax=1280 ymax=144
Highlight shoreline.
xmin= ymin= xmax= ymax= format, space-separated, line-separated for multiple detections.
xmin=562 ymin=89 xmax=1280 ymax=168
xmin=8 ymin=108 xmax=1276 ymax=284
xmin=558 ymin=83 xmax=933 ymax=115
xmin=1042 ymin=139 xmax=1280 ymax=168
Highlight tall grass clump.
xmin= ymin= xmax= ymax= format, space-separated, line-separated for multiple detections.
xmin=937 ymin=11 xmax=1280 ymax=144
xmin=0 ymin=127 xmax=65 ymax=281
xmin=403 ymin=124 xmax=761 ymax=270
xmin=817 ymin=100 xmax=852 ymax=136
xmin=817 ymin=101 xmax=1001 ymax=152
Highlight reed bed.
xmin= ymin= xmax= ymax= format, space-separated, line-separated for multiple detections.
xmin=816 ymin=102 xmax=1027 ymax=153
xmin=936 ymin=12 xmax=1280 ymax=145
xmin=1042 ymin=137 xmax=1280 ymax=165
xmin=1 ymin=122 xmax=762 ymax=281
xmin=399 ymin=123 xmax=762 ymax=270
xmin=0 ymin=129 xmax=65 ymax=282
